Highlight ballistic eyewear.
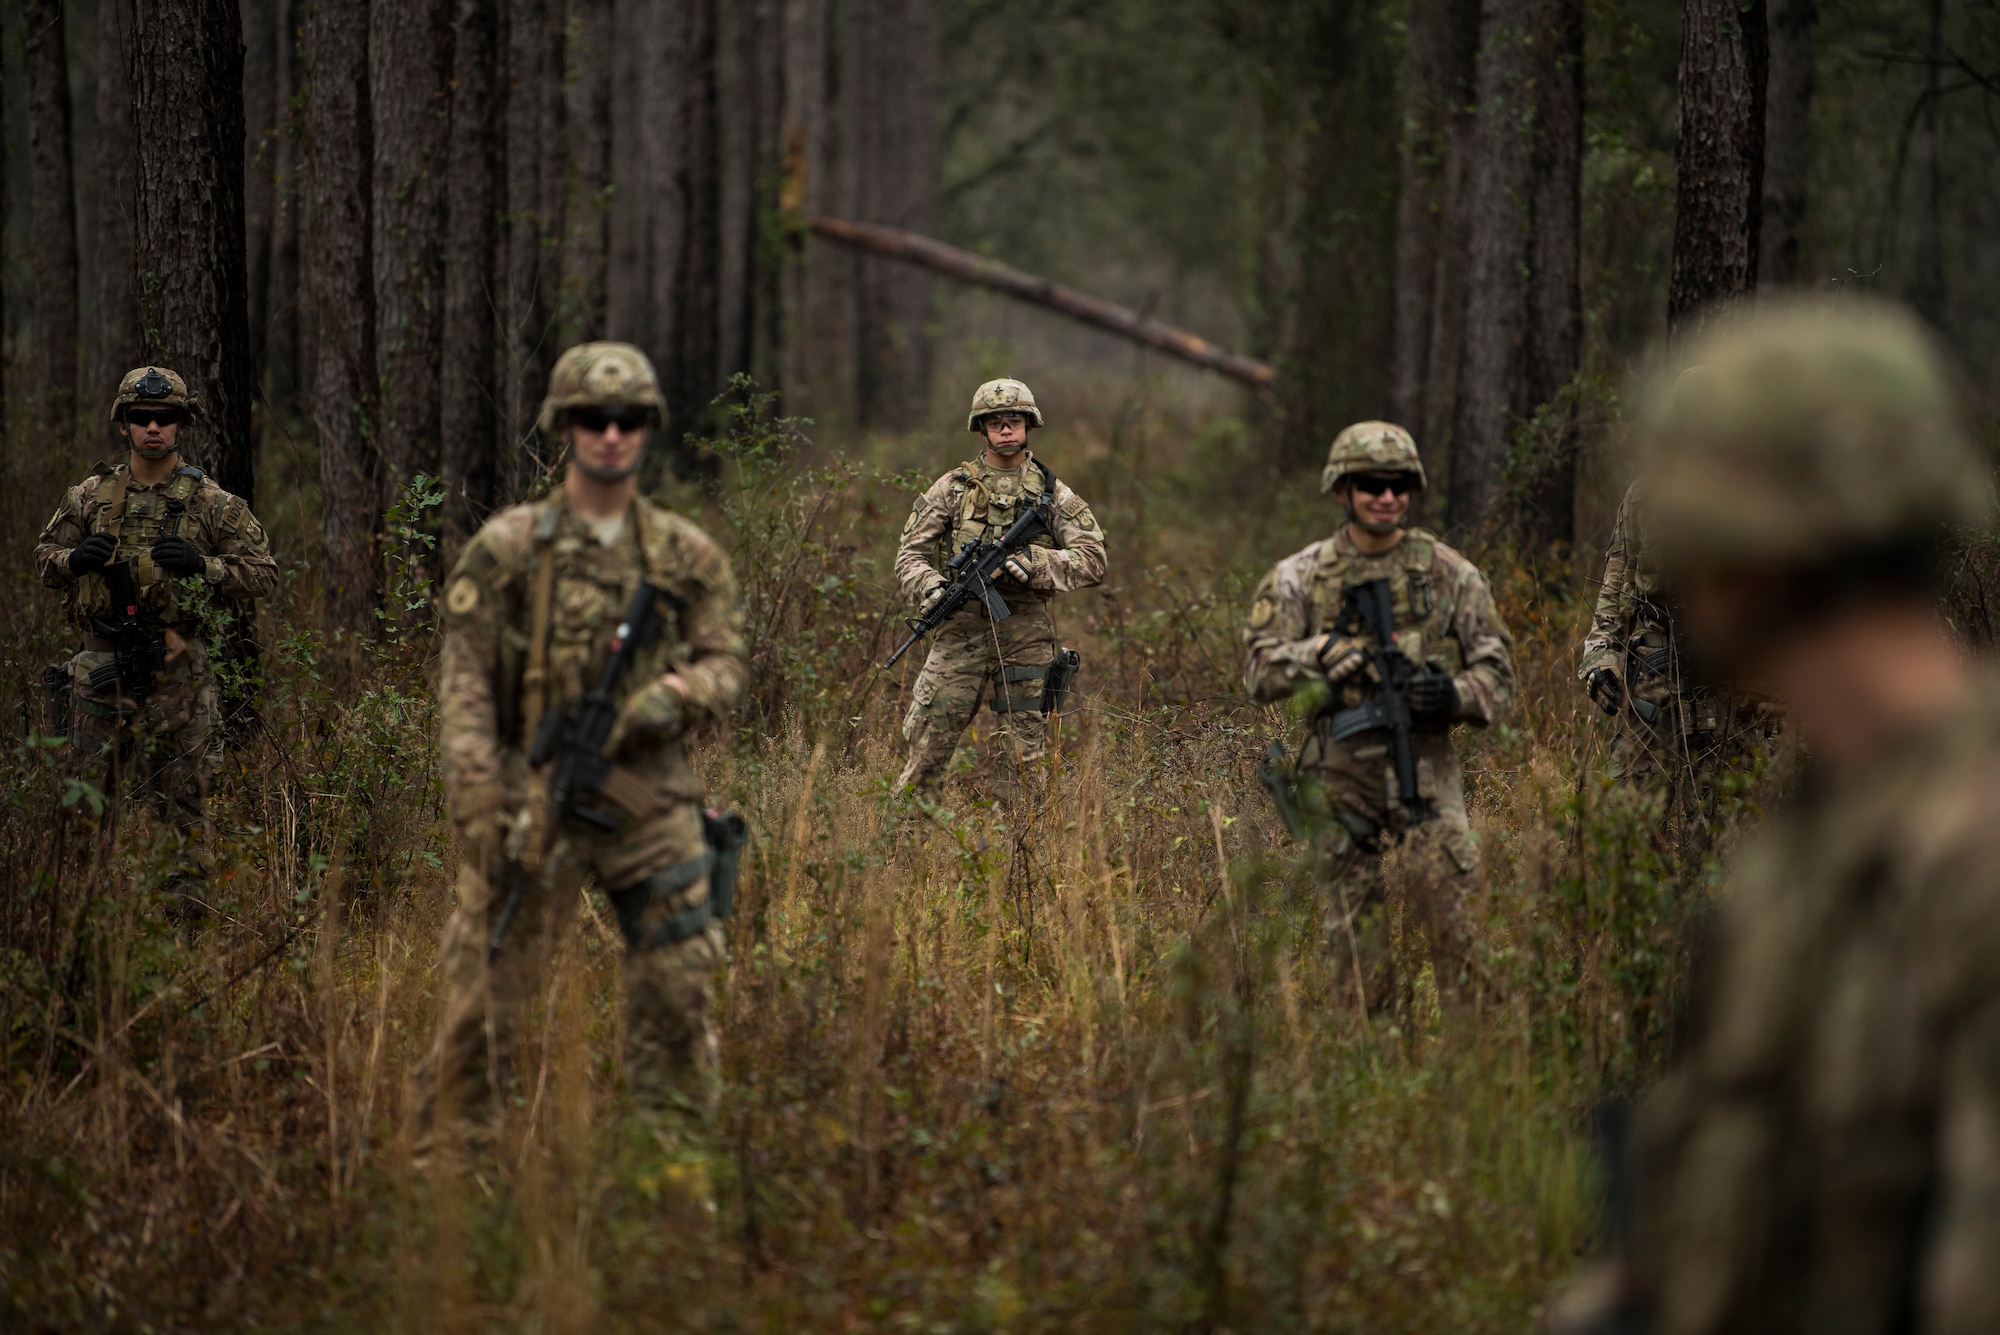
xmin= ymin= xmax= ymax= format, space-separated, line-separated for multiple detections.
xmin=573 ymin=406 xmax=651 ymax=433
xmin=124 ymin=408 xmax=183 ymax=428
xmin=1348 ymin=473 xmax=1416 ymax=497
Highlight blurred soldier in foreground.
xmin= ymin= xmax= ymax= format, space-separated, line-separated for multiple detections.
xmin=1577 ymin=398 xmax=1778 ymax=810
xmin=1552 ymin=299 xmax=2000 ymax=1333
xmin=414 ymin=343 xmax=747 ymax=1156
xmin=1244 ymin=423 xmax=1515 ymax=1016
xmin=892 ymin=378 xmax=1105 ymax=799
xmin=35 ymin=367 xmax=276 ymax=842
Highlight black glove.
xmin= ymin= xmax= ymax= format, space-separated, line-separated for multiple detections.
xmin=152 ymin=536 xmax=207 ymax=578
xmin=1586 ymin=666 xmax=1625 ymax=716
xmin=67 ymin=532 xmax=118 ymax=576
xmin=1408 ymin=664 xmax=1459 ymax=721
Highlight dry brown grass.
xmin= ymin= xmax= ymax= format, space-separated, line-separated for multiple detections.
xmin=0 ymin=390 xmax=1772 ymax=1331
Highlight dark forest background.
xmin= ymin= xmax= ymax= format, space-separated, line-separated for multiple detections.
xmin=3 ymin=0 xmax=1997 ymax=600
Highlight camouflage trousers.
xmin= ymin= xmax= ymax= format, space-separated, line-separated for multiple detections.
xmin=57 ymin=635 xmax=220 ymax=835
xmin=897 ymin=599 xmax=1058 ymax=796
xmin=1606 ymin=690 xmax=1779 ymax=828
xmin=1304 ymin=728 xmax=1484 ymax=1018
xmin=415 ymin=797 xmax=722 ymax=1148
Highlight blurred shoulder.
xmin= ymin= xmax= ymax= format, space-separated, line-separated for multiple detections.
xmin=640 ymin=499 xmax=733 ymax=583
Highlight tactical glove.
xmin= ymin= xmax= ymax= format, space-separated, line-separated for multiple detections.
xmin=1586 ymin=666 xmax=1625 ymax=716
xmin=1002 ymin=552 xmax=1036 ymax=584
xmin=67 ymin=533 xmax=118 ymax=576
xmin=606 ymin=675 xmax=686 ymax=758
xmin=918 ymin=581 xmax=946 ymax=615
xmin=1408 ymin=664 xmax=1459 ymax=721
xmin=152 ymin=536 xmax=208 ymax=578
xmin=1316 ymin=633 xmax=1367 ymax=684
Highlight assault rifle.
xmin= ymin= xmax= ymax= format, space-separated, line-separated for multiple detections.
xmin=529 ymin=578 xmax=675 ymax=833
xmin=88 ymin=559 xmax=168 ymax=702
xmin=1323 ymin=577 xmax=1432 ymax=825
xmin=884 ymin=487 xmax=1054 ymax=668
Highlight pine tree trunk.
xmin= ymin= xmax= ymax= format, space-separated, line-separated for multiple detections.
xmin=440 ymin=0 xmax=502 ymax=554
xmin=266 ymin=0 xmax=304 ymax=413
xmin=123 ymin=0 xmax=256 ymax=504
xmin=1759 ymin=0 xmax=1814 ymax=287
xmin=1449 ymin=0 xmax=1537 ymax=526
xmin=303 ymin=0 xmax=381 ymax=622
xmin=26 ymin=0 xmax=81 ymax=447
xmin=498 ymin=0 xmax=561 ymax=489
xmin=87 ymin=0 xmax=142 ymax=414
xmin=1668 ymin=0 xmax=1768 ymax=336
xmin=559 ymin=0 xmax=613 ymax=346
xmin=670 ymin=0 xmax=722 ymax=452
xmin=371 ymin=0 xmax=453 ymax=487
xmin=1522 ymin=0 xmax=1583 ymax=547
xmin=1911 ymin=0 xmax=1944 ymax=325
xmin=244 ymin=0 xmax=278 ymax=396
xmin=1391 ymin=0 xmax=1478 ymax=436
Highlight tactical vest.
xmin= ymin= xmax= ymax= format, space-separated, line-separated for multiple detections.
xmin=938 ymin=458 xmax=1059 ymax=566
xmin=1306 ymin=529 xmax=1465 ymax=679
xmin=72 ymin=464 xmax=214 ymax=625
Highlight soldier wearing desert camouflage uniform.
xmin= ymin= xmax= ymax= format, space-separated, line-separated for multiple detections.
xmin=893 ymin=378 xmax=1106 ymax=797
xmin=414 ymin=343 xmax=747 ymax=1150
xmin=35 ymin=367 xmax=277 ymax=836
xmin=1552 ymin=299 xmax=2000 ymax=1334
xmin=1243 ymin=422 xmax=1515 ymax=1016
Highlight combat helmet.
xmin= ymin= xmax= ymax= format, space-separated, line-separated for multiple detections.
xmin=967 ymin=378 xmax=1044 ymax=432
xmin=109 ymin=366 xmax=196 ymax=429
xmin=1641 ymin=297 xmax=1990 ymax=573
xmin=537 ymin=342 xmax=667 ymax=435
xmin=1321 ymin=421 xmax=1427 ymax=493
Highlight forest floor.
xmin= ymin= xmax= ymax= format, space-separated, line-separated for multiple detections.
xmin=0 ymin=387 xmax=1776 ymax=1332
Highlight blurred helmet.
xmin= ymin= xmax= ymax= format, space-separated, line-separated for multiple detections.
xmin=537 ymin=342 xmax=666 ymax=435
xmin=1641 ymin=297 xmax=1989 ymax=572
xmin=966 ymin=378 xmax=1044 ymax=432
xmin=110 ymin=366 xmax=196 ymax=425
xmin=1321 ymin=421 xmax=1427 ymax=493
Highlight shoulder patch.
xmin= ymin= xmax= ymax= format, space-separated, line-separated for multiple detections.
xmin=444 ymin=576 xmax=482 ymax=617
xmin=1248 ymin=595 xmax=1277 ymax=630
xmin=1060 ymin=494 xmax=1087 ymax=519
xmin=221 ymin=494 xmax=249 ymax=534
xmin=452 ymin=536 xmax=505 ymax=587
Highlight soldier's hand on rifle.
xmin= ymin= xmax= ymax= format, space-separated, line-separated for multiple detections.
xmin=1586 ymin=666 xmax=1625 ymax=716
xmin=152 ymin=536 xmax=207 ymax=578
xmin=606 ymin=674 xmax=686 ymax=759
xmin=1315 ymin=633 xmax=1367 ymax=684
xmin=918 ymin=580 xmax=946 ymax=615
xmin=1409 ymin=663 xmax=1459 ymax=721
xmin=1002 ymin=552 xmax=1036 ymax=584
xmin=67 ymin=532 xmax=117 ymax=576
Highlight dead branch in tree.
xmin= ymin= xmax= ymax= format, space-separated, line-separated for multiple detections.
xmin=808 ymin=215 xmax=1278 ymax=392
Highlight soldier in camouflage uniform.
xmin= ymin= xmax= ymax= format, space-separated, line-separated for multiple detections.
xmin=34 ymin=367 xmax=277 ymax=835
xmin=1551 ymin=299 xmax=2000 ymax=1333
xmin=893 ymin=378 xmax=1106 ymax=796
xmin=414 ymin=343 xmax=747 ymax=1149
xmin=1243 ymin=423 xmax=1515 ymax=1015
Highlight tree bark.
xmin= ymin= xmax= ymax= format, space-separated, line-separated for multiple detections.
xmin=123 ymin=0 xmax=255 ymax=504
xmin=1759 ymin=0 xmax=1815 ymax=287
xmin=87 ymin=0 xmax=143 ymax=416
xmin=1391 ymin=0 xmax=1479 ymax=434
xmin=670 ymin=0 xmax=722 ymax=450
xmin=244 ymin=0 xmax=278 ymax=399
xmin=303 ymin=0 xmax=381 ymax=622
xmin=265 ymin=0 xmax=304 ymax=413
xmin=371 ymin=0 xmax=454 ymax=486
xmin=1523 ymin=0 xmax=1584 ymax=546
xmin=26 ymin=0 xmax=81 ymax=446
xmin=496 ymin=0 xmax=562 ymax=490
xmin=1911 ymin=0 xmax=1945 ymax=325
xmin=1668 ymin=0 xmax=1768 ymax=337
xmin=559 ymin=0 xmax=613 ymax=347
xmin=440 ymin=0 xmax=501 ymax=554
xmin=1449 ymin=0 xmax=1537 ymax=526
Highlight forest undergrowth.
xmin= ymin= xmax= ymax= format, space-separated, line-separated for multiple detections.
xmin=0 ymin=388 xmax=1779 ymax=1332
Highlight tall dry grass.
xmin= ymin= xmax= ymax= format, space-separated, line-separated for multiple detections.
xmin=0 ymin=385 xmax=1774 ymax=1331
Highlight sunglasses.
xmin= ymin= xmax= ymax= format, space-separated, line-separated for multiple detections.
xmin=1348 ymin=473 xmax=1416 ymax=497
xmin=573 ymin=406 xmax=651 ymax=433
xmin=125 ymin=408 xmax=182 ymax=428
xmin=983 ymin=413 xmax=1028 ymax=429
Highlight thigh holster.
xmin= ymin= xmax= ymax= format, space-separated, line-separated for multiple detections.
xmin=989 ymin=663 xmax=1048 ymax=714
xmin=606 ymin=808 xmax=748 ymax=951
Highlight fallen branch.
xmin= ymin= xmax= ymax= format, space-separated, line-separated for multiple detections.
xmin=808 ymin=215 xmax=1278 ymax=392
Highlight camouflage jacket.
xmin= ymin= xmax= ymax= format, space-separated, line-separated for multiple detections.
xmin=1631 ymin=678 xmax=2000 ymax=1333
xmin=1578 ymin=479 xmax=1673 ymax=683
xmin=1242 ymin=526 xmax=1515 ymax=727
xmin=35 ymin=459 xmax=277 ymax=632
xmin=893 ymin=451 xmax=1106 ymax=607
xmin=437 ymin=495 xmax=747 ymax=829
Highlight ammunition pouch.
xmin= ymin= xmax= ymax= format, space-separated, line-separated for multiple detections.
xmin=989 ymin=663 xmax=1048 ymax=714
xmin=606 ymin=808 xmax=748 ymax=951
xmin=1323 ymin=697 xmax=1397 ymax=743
xmin=1629 ymin=645 xmax=1673 ymax=678
xmin=1041 ymin=647 xmax=1080 ymax=716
